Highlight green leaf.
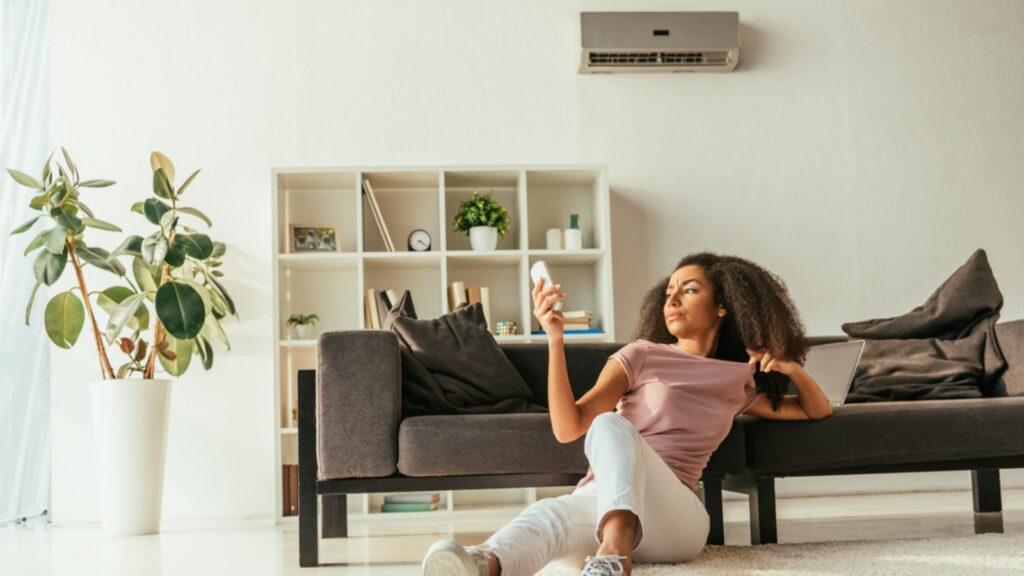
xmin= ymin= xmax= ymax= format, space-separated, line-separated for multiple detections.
xmin=42 ymin=150 xmax=54 ymax=184
xmin=210 ymin=241 xmax=226 ymax=258
xmin=176 ymin=169 xmax=201 ymax=197
xmin=179 ymin=279 xmax=212 ymax=317
xmin=25 ymin=281 xmax=42 ymax=325
xmin=164 ymin=242 xmax=186 ymax=267
xmin=158 ymin=333 xmax=192 ymax=376
xmin=44 ymin=227 xmax=67 ymax=255
xmin=104 ymin=292 xmax=146 ymax=344
xmin=111 ymin=235 xmax=143 ymax=258
xmin=176 ymin=206 xmax=211 ymax=227
xmin=23 ymin=229 xmax=47 ymax=255
xmin=11 ymin=216 xmax=41 ymax=235
xmin=97 ymin=286 xmax=150 ymax=334
xmin=78 ymin=179 xmax=115 ymax=188
xmin=81 ymin=217 xmax=122 ymax=232
xmin=194 ymin=335 xmax=214 ymax=370
xmin=155 ymin=281 xmax=206 ymax=340
xmin=130 ymin=201 xmax=145 ymax=215
xmin=44 ymin=290 xmax=84 ymax=349
xmin=132 ymin=257 xmax=160 ymax=300
xmin=73 ymin=199 xmax=95 ymax=218
xmin=29 ymin=194 xmax=48 ymax=210
xmin=7 ymin=169 xmax=44 ymax=190
xmin=141 ymin=235 xmax=169 ymax=266
xmin=150 ymin=151 xmax=176 ymax=185
xmin=33 ymin=249 xmax=67 ymax=286
xmin=208 ymin=274 xmax=236 ymax=316
xmin=173 ymin=234 xmax=214 ymax=260
xmin=60 ymin=147 xmax=78 ymax=182
xmin=153 ymin=168 xmax=173 ymax=200
xmin=50 ymin=207 xmax=83 ymax=234
xmin=76 ymin=244 xmax=125 ymax=276
xmin=143 ymin=198 xmax=170 ymax=226
xmin=200 ymin=312 xmax=229 ymax=349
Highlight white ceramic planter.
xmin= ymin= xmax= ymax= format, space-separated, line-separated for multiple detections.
xmin=293 ymin=324 xmax=313 ymax=340
xmin=90 ymin=378 xmax=172 ymax=536
xmin=469 ymin=226 xmax=498 ymax=251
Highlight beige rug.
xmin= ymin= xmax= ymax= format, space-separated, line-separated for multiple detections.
xmin=536 ymin=533 xmax=1024 ymax=575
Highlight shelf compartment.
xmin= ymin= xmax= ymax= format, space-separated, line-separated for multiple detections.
xmin=276 ymin=171 xmax=359 ymax=254
xmin=444 ymin=170 xmax=522 ymax=252
xmin=362 ymin=171 xmax=441 ymax=253
xmin=525 ymin=169 xmax=604 ymax=251
xmin=527 ymin=256 xmax=606 ymax=335
xmin=279 ymin=265 xmax=360 ymax=337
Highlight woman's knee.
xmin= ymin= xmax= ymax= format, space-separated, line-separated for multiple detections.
xmin=585 ymin=412 xmax=634 ymax=454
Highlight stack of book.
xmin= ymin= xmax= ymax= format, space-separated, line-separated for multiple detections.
xmin=381 ymin=492 xmax=441 ymax=513
xmin=532 ymin=310 xmax=601 ymax=335
xmin=448 ymin=281 xmax=492 ymax=332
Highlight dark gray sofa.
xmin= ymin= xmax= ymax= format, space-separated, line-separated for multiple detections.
xmin=298 ymin=320 xmax=1024 ymax=567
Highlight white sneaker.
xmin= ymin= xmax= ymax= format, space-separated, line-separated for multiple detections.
xmin=579 ymin=554 xmax=628 ymax=576
xmin=421 ymin=539 xmax=492 ymax=576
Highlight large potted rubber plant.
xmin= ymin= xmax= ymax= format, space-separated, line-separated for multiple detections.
xmin=7 ymin=149 xmax=236 ymax=536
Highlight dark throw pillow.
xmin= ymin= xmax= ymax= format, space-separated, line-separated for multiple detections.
xmin=387 ymin=296 xmax=544 ymax=417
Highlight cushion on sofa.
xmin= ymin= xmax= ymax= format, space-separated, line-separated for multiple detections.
xmin=391 ymin=302 xmax=545 ymax=416
xmin=994 ymin=319 xmax=1024 ymax=396
xmin=739 ymin=396 xmax=1024 ymax=474
xmin=397 ymin=413 xmax=748 ymax=478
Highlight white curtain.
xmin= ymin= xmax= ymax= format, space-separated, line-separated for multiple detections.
xmin=0 ymin=0 xmax=51 ymax=525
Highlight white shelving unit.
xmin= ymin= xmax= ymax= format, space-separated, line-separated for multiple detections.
xmin=271 ymin=165 xmax=614 ymax=525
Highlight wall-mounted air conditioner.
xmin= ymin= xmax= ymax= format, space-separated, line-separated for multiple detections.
xmin=580 ymin=11 xmax=740 ymax=74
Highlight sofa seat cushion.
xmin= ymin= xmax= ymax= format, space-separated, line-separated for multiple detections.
xmin=740 ymin=397 xmax=1024 ymax=474
xmin=397 ymin=413 xmax=747 ymax=478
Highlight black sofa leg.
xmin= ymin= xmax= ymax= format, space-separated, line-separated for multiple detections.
xmin=724 ymin=470 xmax=778 ymax=545
xmin=971 ymin=468 xmax=1003 ymax=534
xmin=322 ymin=495 xmax=348 ymax=538
xmin=748 ymin=475 xmax=777 ymax=545
xmin=702 ymin=478 xmax=725 ymax=545
xmin=298 ymin=370 xmax=319 ymax=567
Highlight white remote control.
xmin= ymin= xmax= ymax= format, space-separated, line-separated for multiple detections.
xmin=530 ymin=260 xmax=563 ymax=312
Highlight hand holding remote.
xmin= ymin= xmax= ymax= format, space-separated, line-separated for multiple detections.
xmin=531 ymin=261 xmax=566 ymax=338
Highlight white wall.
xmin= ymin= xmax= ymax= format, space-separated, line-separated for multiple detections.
xmin=47 ymin=0 xmax=1024 ymax=524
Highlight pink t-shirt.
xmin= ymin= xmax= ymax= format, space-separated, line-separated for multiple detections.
xmin=576 ymin=339 xmax=760 ymax=493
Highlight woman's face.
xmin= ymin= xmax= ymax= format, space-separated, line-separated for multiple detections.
xmin=663 ymin=264 xmax=725 ymax=339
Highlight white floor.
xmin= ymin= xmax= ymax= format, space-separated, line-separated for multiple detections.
xmin=3 ymin=489 xmax=1023 ymax=576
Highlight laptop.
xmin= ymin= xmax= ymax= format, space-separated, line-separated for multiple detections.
xmin=801 ymin=340 xmax=865 ymax=407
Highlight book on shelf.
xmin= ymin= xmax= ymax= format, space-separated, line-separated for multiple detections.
xmin=362 ymin=179 xmax=395 ymax=252
xmin=448 ymin=280 xmax=468 ymax=310
xmin=383 ymin=492 xmax=441 ymax=504
xmin=532 ymin=328 xmax=603 ymax=335
xmin=365 ymin=289 xmax=381 ymax=329
xmin=282 ymin=465 xmax=298 ymax=516
xmin=466 ymin=286 xmax=492 ymax=333
xmin=381 ymin=501 xmax=438 ymax=513
xmin=562 ymin=310 xmax=593 ymax=320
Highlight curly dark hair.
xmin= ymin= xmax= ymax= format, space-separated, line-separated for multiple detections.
xmin=633 ymin=252 xmax=809 ymax=411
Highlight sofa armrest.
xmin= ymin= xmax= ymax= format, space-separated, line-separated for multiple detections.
xmin=316 ymin=330 xmax=401 ymax=479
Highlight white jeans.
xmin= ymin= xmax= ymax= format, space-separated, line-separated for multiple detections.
xmin=483 ymin=412 xmax=710 ymax=576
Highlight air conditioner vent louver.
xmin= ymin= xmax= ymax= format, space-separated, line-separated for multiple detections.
xmin=580 ymin=12 xmax=740 ymax=74
xmin=588 ymin=51 xmax=731 ymax=67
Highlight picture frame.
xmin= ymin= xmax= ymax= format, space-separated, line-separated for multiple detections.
xmin=290 ymin=225 xmax=338 ymax=252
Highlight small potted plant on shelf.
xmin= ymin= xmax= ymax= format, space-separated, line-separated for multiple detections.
xmin=452 ymin=190 xmax=510 ymax=251
xmin=7 ymin=149 xmax=236 ymax=537
xmin=287 ymin=312 xmax=319 ymax=340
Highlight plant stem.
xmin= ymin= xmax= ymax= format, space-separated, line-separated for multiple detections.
xmin=67 ymin=239 xmax=115 ymax=380
xmin=143 ymin=227 xmax=176 ymax=379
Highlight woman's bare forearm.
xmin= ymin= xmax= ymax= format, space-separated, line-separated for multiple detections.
xmin=547 ymin=337 xmax=581 ymax=442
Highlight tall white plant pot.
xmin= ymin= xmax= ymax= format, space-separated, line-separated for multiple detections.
xmin=469 ymin=226 xmax=498 ymax=251
xmin=90 ymin=378 xmax=172 ymax=536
